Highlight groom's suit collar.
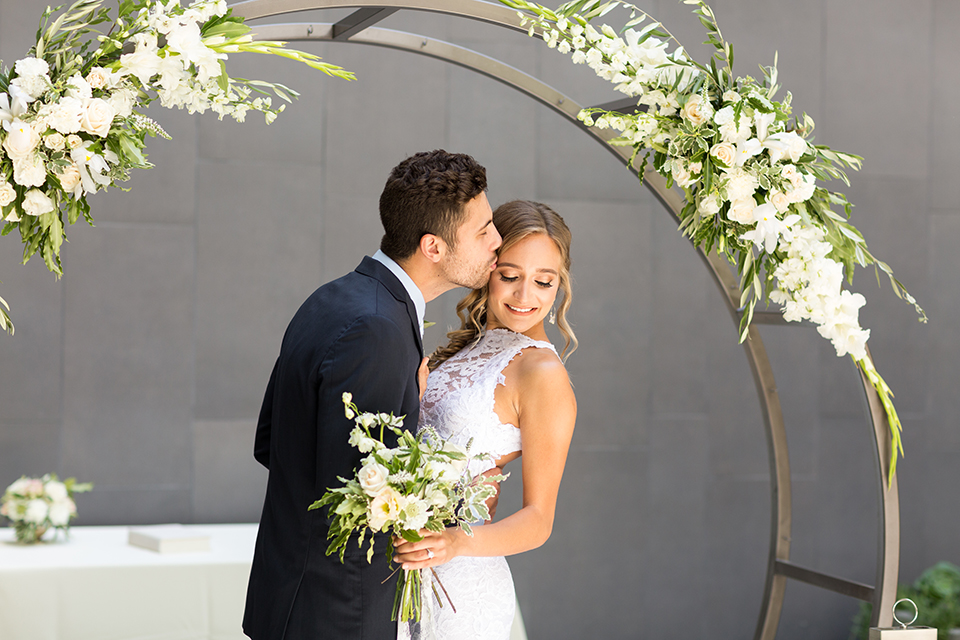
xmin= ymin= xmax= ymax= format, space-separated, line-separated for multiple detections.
xmin=356 ymin=255 xmax=424 ymax=357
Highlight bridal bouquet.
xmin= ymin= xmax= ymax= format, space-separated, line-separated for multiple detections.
xmin=1 ymin=473 xmax=93 ymax=544
xmin=0 ymin=0 xmax=354 ymax=334
xmin=309 ymin=393 xmax=506 ymax=623
xmin=503 ymin=0 xmax=926 ymax=480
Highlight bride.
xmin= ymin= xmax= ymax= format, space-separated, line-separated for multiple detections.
xmin=394 ymin=199 xmax=578 ymax=639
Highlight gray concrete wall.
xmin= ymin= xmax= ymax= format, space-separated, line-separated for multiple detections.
xmin=1 ymin=1 xmax=956 ymax=638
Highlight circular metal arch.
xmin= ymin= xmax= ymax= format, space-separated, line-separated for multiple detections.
xmin=230 ymin=1 xmax=901 ymax=635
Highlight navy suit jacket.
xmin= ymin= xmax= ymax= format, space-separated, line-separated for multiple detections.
xmin=243 ymin=257 xmax=423 ymax=640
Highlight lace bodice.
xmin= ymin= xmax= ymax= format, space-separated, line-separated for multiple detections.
xmin=419 ymin=328 xmax=558 ymax=474
xmin=399 ymin=328 xmax=556 ymax=640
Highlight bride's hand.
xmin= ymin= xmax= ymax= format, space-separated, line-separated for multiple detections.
xmin=392 ymin=528 xmax=461 ymax=570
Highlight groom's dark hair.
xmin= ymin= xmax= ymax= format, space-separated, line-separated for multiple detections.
xmin=379 ymin=150 xmax=487 ymax=260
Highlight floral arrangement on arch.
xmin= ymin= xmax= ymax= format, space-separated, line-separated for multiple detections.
xmin=1 ymin=473 xmax=93 ymax=544
xmin=0 ymin=0 xmax=354 ymax=333
xmin=501 ymin=0 xmax=926 ymax=478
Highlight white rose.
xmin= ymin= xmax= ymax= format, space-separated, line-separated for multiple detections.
xmin=770 ymin=190 xmax=791 ymax=213
xmin=48 ymin=499 xmax=76 ymax=526
xmin=44 ymin=132 xmax=66 ymax=151
xmin=58 ymin=163 xmax=83 ymax=195
xmin=13 ymin=156 xmax=47 ymax=188
xmin=2 ymin=118 xmax=40 ymax=159
xmin=727 ymin=198 xmax=757 ymax=224
xmin=358 ymin=461 xmax=390 ymax=497
xmin=681 ymin=94 xmax=712 ymax=127
xmin=671 ymin=162 xmax=696 ymax=188
xmin=43 ymin=97 xmax=84 ymax=134
xmin=24 ymin=498 xmax=48 ymax=524
xmin=722 ymin=90 xmax=741 ymax=103
xmin=710 ymin=142 xmax=736 ymax=168
xmin=44 ymin=480 xmax=68 ymax=501
xmin=0 ymin=181 xmax=16 ymax=207
xmin=698 ymin=192 xmax=721 ymax=215
xmin=86 ymin=66 xmax=118 ymax=90
xmin=67 ymin=134 xmax=83 ymax=149
xmin=80 ymin=98 xmax=116 ymax=137
xmin=21 ymin=189 xmax=55 ymax=216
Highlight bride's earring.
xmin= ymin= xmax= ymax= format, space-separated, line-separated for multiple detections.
xmin=548 ymin=307 xmax=556 ymax=325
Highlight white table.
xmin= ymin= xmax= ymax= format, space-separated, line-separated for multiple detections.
xmin=0 ymin=524 xmax=258 ymax=640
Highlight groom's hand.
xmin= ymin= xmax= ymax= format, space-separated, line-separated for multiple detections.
xmin=482 ymin=466 xmax=503 ymax=521
xmin=417 ymin=357 xmax=429 ymax=401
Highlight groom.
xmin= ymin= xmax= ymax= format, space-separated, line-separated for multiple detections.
xmin=243 ymin=150 xmax=501 ymax=640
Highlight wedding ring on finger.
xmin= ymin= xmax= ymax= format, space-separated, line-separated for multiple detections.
xmin=426 ymin=548 xmax=435 ymax=560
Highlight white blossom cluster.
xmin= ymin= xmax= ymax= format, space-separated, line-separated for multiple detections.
xmin=519 ymin=2 xmax=872 ymax=361
xmin=770 ymin=225 xmax=870 ymax=359
xmin=0 ymin=0 xmax=277 ymax=225
xmin=1 ymin=474 xmax=90 ymax=542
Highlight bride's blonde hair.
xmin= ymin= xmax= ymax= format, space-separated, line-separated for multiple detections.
xmin=429 ymin=200 xmax=577 ymax=370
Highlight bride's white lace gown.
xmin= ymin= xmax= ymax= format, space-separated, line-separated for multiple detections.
xmin=405 ymin=328 xmax=558 ymax=640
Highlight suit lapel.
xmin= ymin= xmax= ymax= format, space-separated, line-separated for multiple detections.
xmin=356 ymin=256 xmax=424 ymax=357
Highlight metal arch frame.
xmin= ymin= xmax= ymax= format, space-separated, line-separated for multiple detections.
xmin=229 ymin=1 xmax=901 ymax=635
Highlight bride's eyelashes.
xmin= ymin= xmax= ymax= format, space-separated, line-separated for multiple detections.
xmin=497 ymin=273 xmax=554 ymax=288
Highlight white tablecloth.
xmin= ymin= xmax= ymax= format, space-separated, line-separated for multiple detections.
xmin=0 ymin=524 xmax=258 ymax=640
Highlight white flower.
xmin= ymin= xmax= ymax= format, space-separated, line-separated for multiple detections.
xmin=710 ymin=141 xmax=736 ymax=168
xmin=769 ymin=190 xmax=791 ymax=213
xmin=727 ymin=198 xmax=757 ymax=224
xmin=86 ymin=66 xmax=118 ymax=90
xmin=722 ymin=90 xmax=741 ymax=103
xmin=424 ymin=485 xmax=447 ymax=508
xmin=24 ymin=498 xmax=48 ymax=524
xmin=698 ymin=192 xmax=721 ymax=215
xmin=754 ymin=111 xmax=776 ymax=142
xmin=21 ymin=189 xmax=55 ymax=217
xmin=14 ymin=56 xmax=49 ymax=79
xmin=348 ymin=426 xmax=378 ymax=453
xmin=671 ymin=161 xmax=696 ymax=188
xmin=58 ymin=163 xmax=83 ymax=198
xmin=358 ymin=461 xmax=390 ymax=497
xmin=12 ymin=156 xmax=47 ymax=188
xmin=67 ymin=134 xmax=83 ymax=149
xmin=734 ymin=137 xmax=763 ymax=166
xmin=44 ymin=132 xmax=66 ymax=151
xmin=80 ymin=98 xmax=117 ymax=137
xmin=107 ymin=87 xmax=138 ymax=118
xmin=0 ymin=181 xmax=16 ymax=207
xmin=368 ymin=486 xmax=406 ymax=532
xmin=47 ymin=499 xmax=76 ymax=526
xmin=44 ymin=480 xmax=68 ymax=502
xmin=0 ymin=85 xmax=33 ymax=126
xmin=2 ymin=118 xmax=40 ymax=159
xmin=120 ymin=33 xmax=163 ymax=86
xmin=681 ymin=94 xmax=712 ymax=127
xmin=764 ymin=131 xmax=808 ymax=164
xmin=401 ymin=498 xmax=430 ymax=531
xmin=724 ymin=168 xmax=759 ymax=202
xmin=66 ymin=74 xmax=93 ymax=100
xmin=42 ymin=97 xmax=84 ymax=135
xmin=741 ymin=207 xmax=799 ymax=254
xmin=71 ymin=142 xmax=115 ymax=194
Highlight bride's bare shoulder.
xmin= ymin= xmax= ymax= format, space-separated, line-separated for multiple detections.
xmin=510 ymin=347 xmax=574 ymax=399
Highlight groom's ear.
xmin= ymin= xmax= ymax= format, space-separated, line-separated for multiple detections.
xmin=419 ymin=233 xmax=446 ymax=264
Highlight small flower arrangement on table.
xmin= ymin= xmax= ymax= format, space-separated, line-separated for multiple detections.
xmin=502 ymin=0 xmax=927 ymax=480
xmin=1 ymin=473 xmax=93 ymax=544
xmin=309 ymin=393 xmax=506 ymax=623
xmin=0 ymin=0 xmax=354 ymax=334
